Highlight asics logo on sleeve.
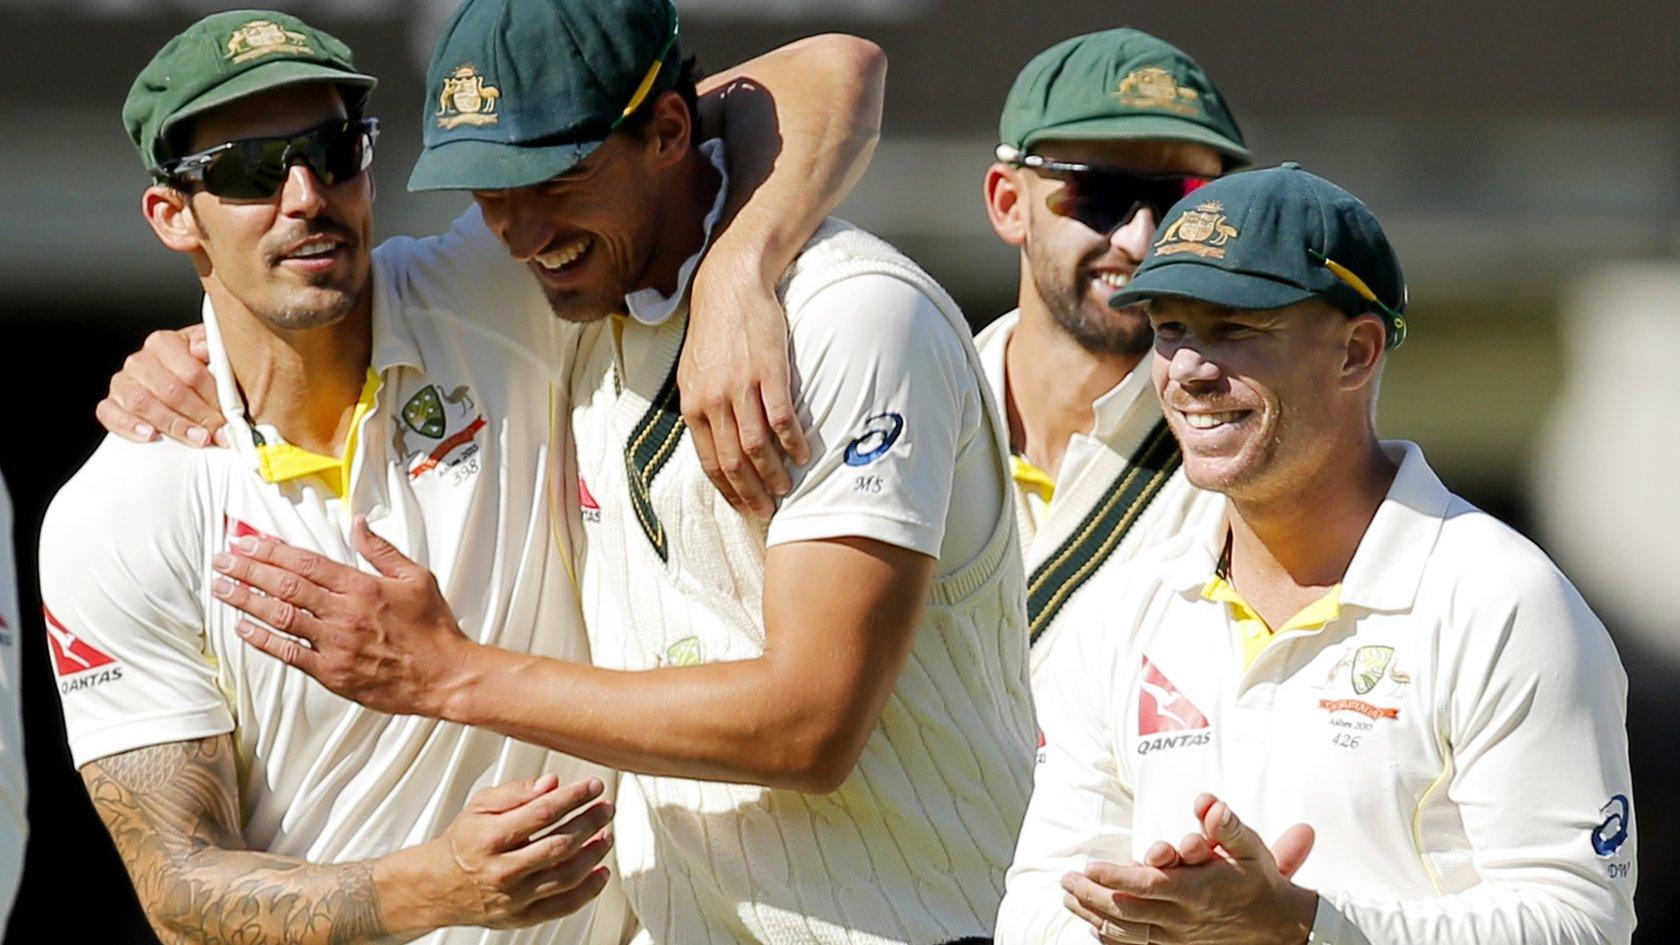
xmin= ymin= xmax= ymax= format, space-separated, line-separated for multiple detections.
xmin=1592 ymin=794 xmax=1631 ymax=857
xmin=843 ymin=412 xmax=904 ymax=467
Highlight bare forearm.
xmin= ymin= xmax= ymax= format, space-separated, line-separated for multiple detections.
xmin=698 ymin=34 xmax=886 ymax=286
xmin=84 ymin=739 xmax=437 ymax=944
xmin=443 ymin=649 xmax=842 ymax=790
xmin=443 ymin=541 xmax=932 ymax=794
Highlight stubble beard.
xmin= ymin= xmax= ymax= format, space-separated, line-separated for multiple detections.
xmin=260 ymin=278 xmax=361 ymax=331
xmin=250 ymin=219 xmax=365 ymax=331
xmin=539 ymin=224 xmax=658 ymax=325
xmin=1030 ymin=248 xmax=1153 ymax=358
xmin=541 ymin=282 xmax=620 ymax=324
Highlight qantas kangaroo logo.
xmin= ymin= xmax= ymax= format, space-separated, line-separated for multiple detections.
xmin=43 ymin=606 xmax=124 ymax=693
xmin=1136 ymin=656 xmax=1212 ymax=754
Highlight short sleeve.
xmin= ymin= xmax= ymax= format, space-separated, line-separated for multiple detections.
xmin=38 ymin=438 xmax=232 ymax=768
xmin=765 ymin=273 xmax=980 ymax=557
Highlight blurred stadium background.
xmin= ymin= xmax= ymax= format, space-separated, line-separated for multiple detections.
xmin=2 ymin=0 xmax=1675 ymax=940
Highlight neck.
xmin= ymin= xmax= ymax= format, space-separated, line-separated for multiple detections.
xmin=1224 ymin=429 xmax=1397 ymax=609
xmin=643 ymin=149 xmax=720 ymax=298
xmin=1004 ymin=282 xmax=1145 ymax=478
xmin=209 ymin=282 xmax=373 ymax=457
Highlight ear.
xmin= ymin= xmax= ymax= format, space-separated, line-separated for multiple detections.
xmin=142 ymin=185 xmax=204 ymax=254
xmin=644 ymin=90 xmax=694 ymax=168
xmin=984 ymin=163 xmax=1029 ymax=247
xmin=1339 ymin=312 xmax=1389 ymax=392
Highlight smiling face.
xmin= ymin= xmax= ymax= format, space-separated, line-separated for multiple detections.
xmin=1147 ymin=295 xmax=1383 ymax=504
xmin=1010 ymin=138 xmax=1223 ymax=357
xmin=472 ymin=129 xmax=669 ymax=324
xmin=159 ymin=83 xmax=373 ymax=331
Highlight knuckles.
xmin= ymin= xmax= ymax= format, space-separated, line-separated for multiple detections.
xmin=274 ymin=572 xmax=304 ymax=603
xmin=292 ymin=553 xmax=323 ymax=583
xmin=268 ymin=600 xmax=297 ymax=632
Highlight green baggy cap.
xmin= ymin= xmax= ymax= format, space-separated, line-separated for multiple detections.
xmin=1110 ymin=162 xmax=1410 ymax=347
xmin=123 ymin=10 xmax=377 ymax=172
xmin=409 ymin=0 xmax=682 ymax=192
xmin=999 ymin=28 xmax=1249 ymax=169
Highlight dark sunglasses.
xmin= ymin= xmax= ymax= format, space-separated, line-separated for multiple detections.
xmin=997 ymin=144 xmax=1208 ymax=236
xmin=156 ymin=118 xmax=380 ymax=199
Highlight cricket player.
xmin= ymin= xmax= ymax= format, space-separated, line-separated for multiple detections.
xmin=995 ymin=165 xmax=1637 ymax=945
xmin=198 ymin=1 xmax=1036 ymax=943
xmin=43 ymin=9 xmax=883 ymax=944
xmin=0 ymin=470 xmax=24 ymax=928
xmin=977 ymin=30 xmax=1244 ymax=686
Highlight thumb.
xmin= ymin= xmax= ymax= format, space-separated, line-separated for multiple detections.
xmin=1271 ymin=822 xmax=1316 ymax=879
xmin=186 ymin=323 xmax=210 ymax=362
xmin=1196 ymin=793 xmax=1268 ymax=861
xmin=353 ymin=515 xmax=411 ymax=578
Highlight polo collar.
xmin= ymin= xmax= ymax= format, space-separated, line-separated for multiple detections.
xmin=1158 ymin=440 xmax=1448 ymax=614
xmin=986 ymin=308 xmax=1159 ymax=448
xmin=204 ymin=262 xmax=417 ymax=477
xmin=623 ymin=137 xmax=730 ymax=326
xmin=1090 ymin=354 xmax=1155 ymax=442
xmin=1337 ymin=441 xmax=1451 ymax=612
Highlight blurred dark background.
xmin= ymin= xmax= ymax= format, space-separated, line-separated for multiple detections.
xmin=2 ymin=0 xmax=1676 ymax=940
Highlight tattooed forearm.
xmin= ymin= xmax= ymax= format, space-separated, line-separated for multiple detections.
xmin=82 ymin=736 xmax=404 ymax=945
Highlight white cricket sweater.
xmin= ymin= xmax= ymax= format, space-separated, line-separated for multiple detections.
xmin=567 ymin=219 xmax=1037 ymax=944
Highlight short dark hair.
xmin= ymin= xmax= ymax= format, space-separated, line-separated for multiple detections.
xmin=618 ymin=56 xmax=703 ymax=143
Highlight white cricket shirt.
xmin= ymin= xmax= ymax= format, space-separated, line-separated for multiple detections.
xmin=997 ymin=441 xmax=1636 ymax=945
xmin=566 ymin=142 xmax=1036 ymax=945
xmin=974 ymin=311 xmax=1222 ymax=689
xmin=39 ymin=210 xmax=630 ymax=945
xmin=0 ymin=472 xmax=25 ymax=927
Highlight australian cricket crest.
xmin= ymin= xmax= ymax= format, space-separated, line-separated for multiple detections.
xmin=1115 ymin=67 xmax=1202 ymax=115
xmin=226 ymin=19 xmax=313 ymax=63
xmin=1351 ymin=645 xmax=1395 ymax=696
xmin=395 ymin=383 xmax=487 ymax=481
xmin=1155 ymin=201 xmax=1239 ymax=259
xmin=437 ymin=65 xmax=501 ymax=129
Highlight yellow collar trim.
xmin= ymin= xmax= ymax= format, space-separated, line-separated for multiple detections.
xmin=1203 ymin=575 xmax=1341 ymax=670
xmin=1201 ymin=575 xmax=1343 ymax=633
xmin=253 ymin=368 xmax=382 ymax=499
xmin=1011 ymin=453 xmax=1057 ymax=503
